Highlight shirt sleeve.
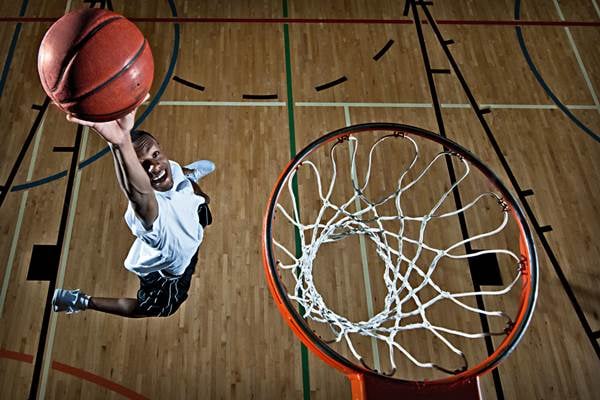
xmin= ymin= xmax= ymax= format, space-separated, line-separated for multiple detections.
xmin=124 ymin=198 xmax=167 ymax=248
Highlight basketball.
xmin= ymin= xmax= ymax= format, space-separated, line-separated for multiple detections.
xmin=37 ymin=8 xmax=154 ymax=122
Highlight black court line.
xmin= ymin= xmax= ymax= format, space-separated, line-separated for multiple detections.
xmin=315 ymin=76 xmax=347 ymax=91
xmin=373 ymin=40 xmax=394 ymax=61
xmin=409 ymin=1 xmax=506 ymax=398
xmin=593 ymin=330 xmax=600 ymax=339
xmin=0 ymin=97 xmax=49 ymax=209
xmin=431 ymin=68 xmax=451 ymax=74
xmin=0 ymin=0 xmax=28 ymax=97
xmin=242 ymin=94 xmax=278 ymax=100
xmin=521 ymin=189 xmax=534 ymax=197
xmin=52 ymin=146 xmax=75 ymax=152
xmin=539 ymin=226 xmax=553 ymax=233
xmin=515 ymin=0 xmax=598 ymax=143
xmin=29 ymin=125 xmax=83 ymax=400
xmin=418 ymin=0 xmax=600 ymax=361
xmin=173 ymin=75 xmax=205 ymax=91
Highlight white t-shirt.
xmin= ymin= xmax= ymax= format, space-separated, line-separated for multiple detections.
xmin=124 ymin=160 xmax=204 ymax=277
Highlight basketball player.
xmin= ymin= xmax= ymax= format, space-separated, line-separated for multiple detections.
xmin=51 ymin=97 xmax=214 ymax=317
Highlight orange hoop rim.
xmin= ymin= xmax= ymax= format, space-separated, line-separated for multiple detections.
xmin=262 ymin=122 xmax=538 ymax=388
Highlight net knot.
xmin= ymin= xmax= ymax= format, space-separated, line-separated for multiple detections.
xmin=518 ymin=256 xmax=528 ymax=274
xmin=498 ymin=198 xmax=510 ymax=212
xmin=503 ymin=321 xmax=515 ymax=335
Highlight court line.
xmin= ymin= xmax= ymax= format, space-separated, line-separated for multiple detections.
xmin=1 ymin=16 xmax=600 ymax=27
xmin=0 ymin=0 xmax=29 ymax=97
xmin=373 ymin=39 xmax=394 ymax=61
xmin=552 ymin=0 xmax=600 ymax=115
xmin=38 ymin=127 xmax=89 ymax=400
xmin=28 ymin=124 xmax=83 ymax=398
xmin=295 ymin=101 xmax=598 ymax=110
xmin=0 ymin=348 xmax=148 ymax=399
xmin=0 ymin=97 xmax=49 ymax=205
xmin=343 ymin=106 xmax=381 ymax=372
xmin=158 ymin=100 xmax=285 ymax=106
xmin=412 ymin=2 xmax=507 ymax=396
xmin=0 ymin=348 xmax=33 ymax=363
xmin=6 ymin=101 xmax=598 ymax=194
xmin=173 ymin=75 xmax=205 ymax=91
xmin=0 ymin=114 xmax=46 ymax=317
xmin=282 ymin=1 xmax=311 ymax=398
xmin=593 ymin=0 xmax=600 ymax=18
xmin=424 ymin=1 xmax=600 ymax=363
xmin=514 ymin=0 xmax=599 ymax=143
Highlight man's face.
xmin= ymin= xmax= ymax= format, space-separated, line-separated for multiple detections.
xmin=134 ymin=137 xmax=173 ymax=192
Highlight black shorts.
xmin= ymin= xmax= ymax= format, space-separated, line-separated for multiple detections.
xmin=134 ymin=251 xmax=198 ymax=317
xmin=134 ymin=203 xmax=212 ymax=317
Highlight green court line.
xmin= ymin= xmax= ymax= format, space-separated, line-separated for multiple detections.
xmin=282 ymin=1 xmax=311 ymax=399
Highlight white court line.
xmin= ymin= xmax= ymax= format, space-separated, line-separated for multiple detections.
xmin=552 ymin=0 xmax=600 ymax=114
xmin=592 ymin=0 xmax=600 ymax=18
xmin=297 ymin=102 xmax=433 ymax=108
xmin=158 ymin=100 xmax=286 ymax=107
xmin=482 ymin=104 xmax=597 ymax=110
xmin=38 ymin=127 xmax=89 ymax=400
xmin=36 ymin=1 xmax=75 ymax=396
xmin=343 ymin=106 xmax=381 ymax=372
xmin=296 ymin=101 xmax=598 ymax=110
xmin=151 ymin=100 xmax=598 ymax=110
xmin=0 ymin=115 xmax=47 ymax=317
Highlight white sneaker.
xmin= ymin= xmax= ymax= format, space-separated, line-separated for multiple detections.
xmin=52 ymin=289 xmax=90 ymax=314
xmin=184 ymin=160 xmax=215 ymax=181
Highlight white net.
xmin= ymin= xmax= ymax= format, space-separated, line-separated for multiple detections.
xmin=272 ymin=132 xmax=525 ymax=376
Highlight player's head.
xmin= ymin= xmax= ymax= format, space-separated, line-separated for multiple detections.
xmin=131 ymin=130 xmax=173 ymax=192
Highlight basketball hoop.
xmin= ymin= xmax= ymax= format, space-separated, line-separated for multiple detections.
xmin=263 ymin=123 xmax=538 ymax=399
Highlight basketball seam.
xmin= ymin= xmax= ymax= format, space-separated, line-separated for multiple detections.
xmin=50 ymin=15 xmax=123 ymax=92
xmin=61 ymin=38 xmax=148 ymax=104
xmin=73 ymin=94 xmax=145 ymax=121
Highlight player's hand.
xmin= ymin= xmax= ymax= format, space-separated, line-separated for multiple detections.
xmin=65 ymin=93 xmax=150 ymax=146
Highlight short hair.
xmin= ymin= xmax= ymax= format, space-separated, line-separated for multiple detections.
xmin=130 ymin=129 xmax=157 ymax=145
xmin=130 ymin=129 xmax=159 ymax=154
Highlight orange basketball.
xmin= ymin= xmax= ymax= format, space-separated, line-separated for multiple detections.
xmin=37 ymin=8 xmax=154 ymax=122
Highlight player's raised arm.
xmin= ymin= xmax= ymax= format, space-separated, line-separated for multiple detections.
xmin=66 ymin=96 xmax=158 ymax=229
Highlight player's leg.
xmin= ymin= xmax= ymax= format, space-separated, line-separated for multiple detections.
xmin=52 ymin=288 xmax=146 ymax=317
xmin=88 ymin=297 xmax=144 ymax=318
xmin=52 ymin=250 xmax=200 ymax=319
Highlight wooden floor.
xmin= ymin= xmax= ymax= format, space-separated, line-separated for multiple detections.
xmin=1 ymin=0 xmax=599 ymax=399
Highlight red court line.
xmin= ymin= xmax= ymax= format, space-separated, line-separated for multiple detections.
xmin=0 ymin=348 xmax=34 ymax=363
xmin=52 ymin=361 xmax=149 ymax=400
xmin=0 ymin=16 xmax=598 ymax=27
xmin=0 ymin=348 xmax=149 ymax=400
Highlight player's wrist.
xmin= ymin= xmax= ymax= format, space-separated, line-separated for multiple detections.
xmin=108 ymin=133 xmax=132 ymax=149
xmin=104 ymin=128 xmax=132 ymax=147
